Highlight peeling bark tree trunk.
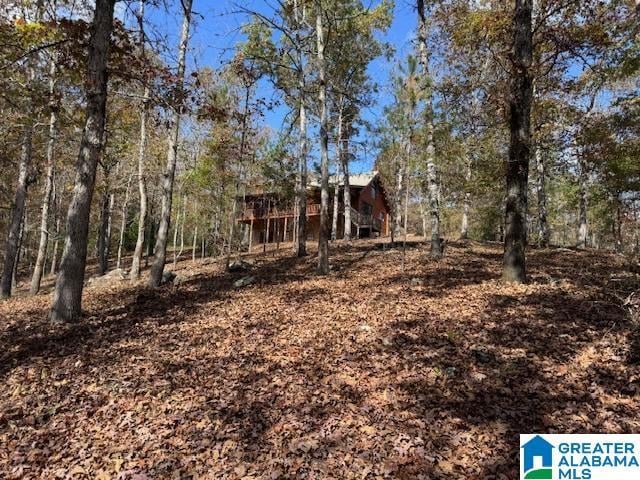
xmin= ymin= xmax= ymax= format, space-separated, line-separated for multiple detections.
xmin=331 ymin=160 xmax=340 ymax=241
xmin=149 ymin=0 xmax=192 ymax=287
xmin=295 ymin=101 xmax=308 ymax=256
xmin=503 ymin=0 xmax=533 ymax=283
xmin=295 ymin=99 xmax=308 ymax=254
xmin=31 ymin=59 xmax=58 ymax=295
xmin=49 ymin=0 xmax=116 ymax=321
xmin=342 ymin=119 xmax=352 ymax=242
xmin=417 ymin=0 xmax=442 ymax=258
xmin=331 ymin=107 xmax=343 ymax=241
xmin=1 ymin=118 xmax=33 ymax=298
xmin=535 ymin=142 xmax=550 ymax=247
xmin=294 ymin=0 xmax=308 ymax=258
xmin=316 ymin=0 xmax=330 ymax=275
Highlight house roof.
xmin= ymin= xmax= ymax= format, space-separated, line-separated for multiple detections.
xmin=243 ymin=171 xmax=382 ymax=199
xmin=309 ymin=170 xmax=379 ymax=188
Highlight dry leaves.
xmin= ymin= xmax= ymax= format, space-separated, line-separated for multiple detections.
xmin=0 ymin=239 xmax=638 ymax=479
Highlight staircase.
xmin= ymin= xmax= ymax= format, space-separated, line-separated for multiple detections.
xmin=349 ymin=207 xmax=382 ymax=235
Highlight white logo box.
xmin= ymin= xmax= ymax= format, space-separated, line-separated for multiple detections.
xmin=520 ymin=434 xmax=640 ymax=480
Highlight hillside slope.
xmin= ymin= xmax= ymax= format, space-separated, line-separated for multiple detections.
xmin=1 ymin=239 xmax=639 ymax=479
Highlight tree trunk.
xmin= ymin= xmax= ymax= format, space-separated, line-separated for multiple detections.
xmin=331 ymin=104 xmax=345 ymax=242
xmin=316 ymin=0 xmax=330 ymax=275
xmin=503 ymin=0 xmax=533 ymax=283
xmin=97 ymin=165 xmax=112 ymax=275
xmin=13 ymin=209 xmax=26 ymax=290
xmin=401 ymin=169 xmax=410 ymax=271
xmin=192 ymin=225 xmax=197 ymax=261
xmin=172 ymin=195 xmax=181 ymax=267
xmin=1 ymin=120 xmax=33 ymax=298
xmin=577 ymin=142 xmax=588 ymax=249
xmin=342 ymin=119 xmax=352 ymax=242
xmin=130 ymin=0 xmax=149 ymax=282
xmin=225 ymin=193 xmax=239 ymax=268
xmin=615 ymin=192 xmax=623 ymax=253
xmin=295 ymin=93 xmax=308 ymax=256
xmin=49 ymin=181 xmax=60 ymax=276
xmin=393 ymin=151 xmax=405 ymax=241
xmin=331 ymin=113 xmax=342 ymax=241
xmin=145 ymin=198 xmax=155 ymax=267
xmin=226 ymin=85 xmax=250 ymax=269
xmin=49 ymin=0 xmax=116 ymax=321
xmin=294 ymin=0 xmax=308 ymax=257
xmin=148 ymin=0 xmax=193 ymax=287
xmin=535 ymin=141 xmax=550 ymax=247
xmin=417 ymin=0 xmax=442 ymax=258
xmin=30 ymin=59 xmax=58 ymax=295
xmin=50 ymin=214 xmax=61 ymax=276
xmin=175 ymin=195 xmax=186 ymax=266
xmin=460 ymin=152 xmax=471 ymax=240
xmin=116 ymin=173 xmax=132 ymax=269
xmin=130 ymin=85 xmax=150 ymax=281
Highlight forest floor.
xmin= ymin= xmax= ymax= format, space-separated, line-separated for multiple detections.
xmin=1 ymin=238 xmax=639 ymax=479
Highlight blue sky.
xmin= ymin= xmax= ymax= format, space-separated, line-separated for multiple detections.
xmin=123 ymin=0 xmax=420 ymax=173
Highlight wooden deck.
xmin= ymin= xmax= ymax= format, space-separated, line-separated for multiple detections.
xmin=238 ymin=204 xmax=381 ymax=232
xmin=238 ymin=203 xmax=321 ymax=221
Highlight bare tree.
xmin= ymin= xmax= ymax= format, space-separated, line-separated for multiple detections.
xmin=130 ymin=0 xmax=150 ymax=282
xmin=148 ymin=0 xmax=193 ymax=287
xmin=417 ymin=0 xmax=442 ymax=258
xmin=30 ymin=55 xmax=58 ymax=295
xmin=316 ymin=0 xmax=330 ymax=274
xmin=49 ymin=0 xmax=117 ymax=321
xmin=503 ymin=0 xmax=533 ymax=283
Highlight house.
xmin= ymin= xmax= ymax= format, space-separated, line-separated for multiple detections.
xmin=237 ymin=171 xmax=391 ymax=248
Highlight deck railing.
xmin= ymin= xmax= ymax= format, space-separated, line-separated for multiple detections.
xmin=238 ymin=203 xmax=321 ymax=220
xmin=239 ymin=203 xmax=382 ymax=231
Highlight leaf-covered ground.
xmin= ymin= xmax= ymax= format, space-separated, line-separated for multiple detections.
xmin=1 ymin=239 xmax=639 ymax=479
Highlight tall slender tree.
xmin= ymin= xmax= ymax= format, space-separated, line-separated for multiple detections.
xmin=49 ymin=0 xmax=117 ymax=321
xmin=416 ymin=0 xmax=442 ymax=258
xmin=1 ymin=108 xmax=33 ymax=298
xmin=130 ymin=0 xmax=150 ymax=282
xmin=30 ymin=43 xmax=59 ymax=294
xmin=503 ymin=0 xmax=533 ymax=283
xmin=316 ymin=0 xmax=330 ymax=274
xmin=149 ymin=0 xmax=193 ymax=287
